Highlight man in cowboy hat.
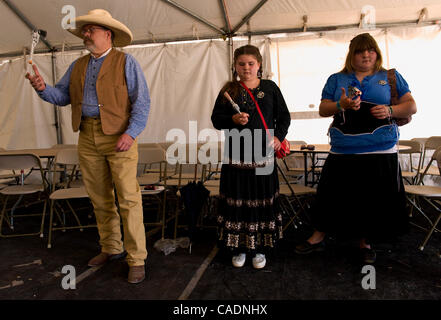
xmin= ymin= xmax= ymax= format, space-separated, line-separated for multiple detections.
xmin=26 ymin=9 xmax=149 ymax=284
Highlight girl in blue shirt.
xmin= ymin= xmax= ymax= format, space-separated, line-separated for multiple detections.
xmin=295 ymin=33 xmax=416 ymax=264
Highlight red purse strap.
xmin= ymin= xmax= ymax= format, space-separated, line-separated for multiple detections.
xmin=239 ymin=81 xmax=272 ymax=140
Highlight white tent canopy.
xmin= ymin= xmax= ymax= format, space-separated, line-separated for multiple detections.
xmin=1 ymin=0 xmax=440 ymax=149
xmin=2 ymin=0 xmax=441 ymax=57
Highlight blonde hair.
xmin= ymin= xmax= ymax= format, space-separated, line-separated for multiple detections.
xmin=341 ymin=33 xmax=385 ymax=73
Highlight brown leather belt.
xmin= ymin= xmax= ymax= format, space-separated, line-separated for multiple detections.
xmin=81 ymin=116 xmax=99 ymax=120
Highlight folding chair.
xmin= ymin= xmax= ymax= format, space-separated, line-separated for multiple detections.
xmin=399 ymin=140 xmax=423 ymax=184
xmin=277 ymin=159 xmax=316 ymax=232
xmin=0 ymin=152 xmax=49 ymax=238
xmin=279 ymin=140 xmax=307 ymax=184
xmin=404 ymin=147 xmax=441 ymax=250
xmin=137 ymin=146 xmax=169 ymax=239
xmin=417 ymin=136 xmax=441 ymax=185
xmin=169 ymin=143 xmax=208 ymax=242
xmin=138 ymin=144 xmax=167 ymax=186
xmin=47 ymin=148 xmax=94 ymax=248
xmin=280 ymin=141 xmax=323 ymax=185
xmin=0 ymin=148 xmax=22 ymax=185
xmin=199 ymin=142 xmax=224 ymax=233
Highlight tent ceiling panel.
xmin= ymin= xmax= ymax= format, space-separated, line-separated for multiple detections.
xmin=1 ymin=0 xmax=441 ymax=58
xmin=237 ymin=0 xmax=441 ymax=33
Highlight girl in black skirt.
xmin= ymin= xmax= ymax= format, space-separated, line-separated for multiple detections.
xmin=295 ymin=33 xmax=417 ymax=263
xmin=211 ymin=45 xmax=291 ymax=269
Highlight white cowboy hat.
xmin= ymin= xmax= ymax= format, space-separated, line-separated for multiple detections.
xmin=67 ymin=9 xmax=133 ymax=47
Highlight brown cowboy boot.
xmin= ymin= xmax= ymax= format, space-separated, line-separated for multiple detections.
xmin=128 ymin=265 xmax=145 ymax=284
xmin=87 ymin=252 xmax=126 ymax=267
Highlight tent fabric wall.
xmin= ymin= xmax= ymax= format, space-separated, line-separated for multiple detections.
xmin=268 ymin=25 xmax=441 ymax=143
xmin=0 ymin=0 xmax=440 ymax=149
xmin=1 ymin=24 xmax=440 ymax=149
xmin=125 ymin=40 xmax=230 ymax=143
xmin=0 ymin=38 xmax=275 ymax=149
xmin=386 ymin=25 xmax=441 ymax=140
xmin=0 ymin=54 xmax=56 ymax=148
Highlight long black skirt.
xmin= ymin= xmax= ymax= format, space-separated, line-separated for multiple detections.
xmin=311 ymin=152 xmax=408 ymax=242
xmin=217 ymin=162 xmax=283 ymax=255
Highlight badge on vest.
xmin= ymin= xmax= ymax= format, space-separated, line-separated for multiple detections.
xmin=378 ymin=80 xmax=387 ymax=85
xmin=257 ymin=91 xmax=265 ymax=99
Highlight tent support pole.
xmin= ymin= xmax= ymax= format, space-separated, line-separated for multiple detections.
xmin=2 ymin=0 xmax=52 ymax=50
xmin=51 ymin=51 xmax=62 ymax=144
xmin=219 ymin=0 xmax=232 ymax=34
xmin=231 ymin=0 xmax=269 ymax=34
xmin=160 ymin=0 xmax=225 ymax=35
xmin=228 ymin=36 xmax=233 ymax=81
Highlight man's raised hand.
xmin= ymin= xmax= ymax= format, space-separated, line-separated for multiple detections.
xmin=25 ymin=64 xmax=46 ymax=91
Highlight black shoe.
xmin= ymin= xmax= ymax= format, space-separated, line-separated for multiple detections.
xmin=360 ymin=248 xmax=376 ymax=264
xmin=295 ymin=240 xmax=325 ymax=254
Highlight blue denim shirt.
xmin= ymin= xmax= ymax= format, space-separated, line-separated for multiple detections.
xmin=38 ymin=51 xmax=150 ymax=139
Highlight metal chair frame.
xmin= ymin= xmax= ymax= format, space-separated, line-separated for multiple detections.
xmin=404 ymin=146 xmax=441 ymax=250
xmin=0 ymin=152 xmax=49 ymax=238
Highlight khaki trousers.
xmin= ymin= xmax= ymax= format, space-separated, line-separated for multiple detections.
xmin=78 ymin=118 xmax=147 ymax=266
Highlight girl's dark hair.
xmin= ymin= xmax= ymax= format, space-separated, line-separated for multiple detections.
xmin=341 ymin=33 xmax=385 ymax=73
xmin=221 ymin=45 xmax=263 ymax=102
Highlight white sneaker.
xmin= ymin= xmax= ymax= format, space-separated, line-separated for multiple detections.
xmin=232 ymin=253 xmax=246 ymax=268
xmin=252 ymin=253 xmax=266 ymax=269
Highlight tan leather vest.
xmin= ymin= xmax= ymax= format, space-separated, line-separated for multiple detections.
xmin=69 ymin=48 xmax=131 ymax=135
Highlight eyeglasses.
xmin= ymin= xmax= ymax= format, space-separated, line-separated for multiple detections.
xmin=81 ymin=26 xmax=107 ymax=36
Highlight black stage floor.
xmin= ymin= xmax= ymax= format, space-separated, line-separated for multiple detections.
xmin=0 ymin=196 xmax=440 ymax=316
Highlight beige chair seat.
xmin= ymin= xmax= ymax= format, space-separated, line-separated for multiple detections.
xmin=203 ymin=179 xmax=220 ymax=187
xmin=0 ymin=184 xmax=44 ymax=195
xmin=49 ymin=186 xmax=89 ymax=200
xmin=405 ymin=185 xmax=441 ymax=197
xmin=419 ymin=166 xmax=439 ymax=177
xmin=279 ymin=184 xmax=316 ymax=196
xmin=205 ymin=185 xmax=219 ymax=197
xmin=402 ymin=171 xmax=418 ymax=179
xmin=137 ymin=174 xmax=161 ymax=185
xmin=162 ymin=178 xmax=195 ymax=187
xmin=56 ymin=179 xmax=84 ymax=189
xmin=0 ymin=173 xmax=20 ymax=180
xmin=169 ymin=173 xmax=198 ymax=180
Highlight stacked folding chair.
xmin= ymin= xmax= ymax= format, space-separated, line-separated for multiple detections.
xmin=399 ymin=139 xmax=423 ymax=185
xmin=137 ymin=145 xmax=169 ymax=239
xmin=0 ymin=152 xmax=49 ymax=238
xmin=404 ymin=146 xmax=441 ymax=251
xmin=277 ymin=158 xmax=316 ymax=232
xmin=416 ymin=136 xmax=441 ymax=185
xmin=47 ymin=147 xmax=94 ymax=248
